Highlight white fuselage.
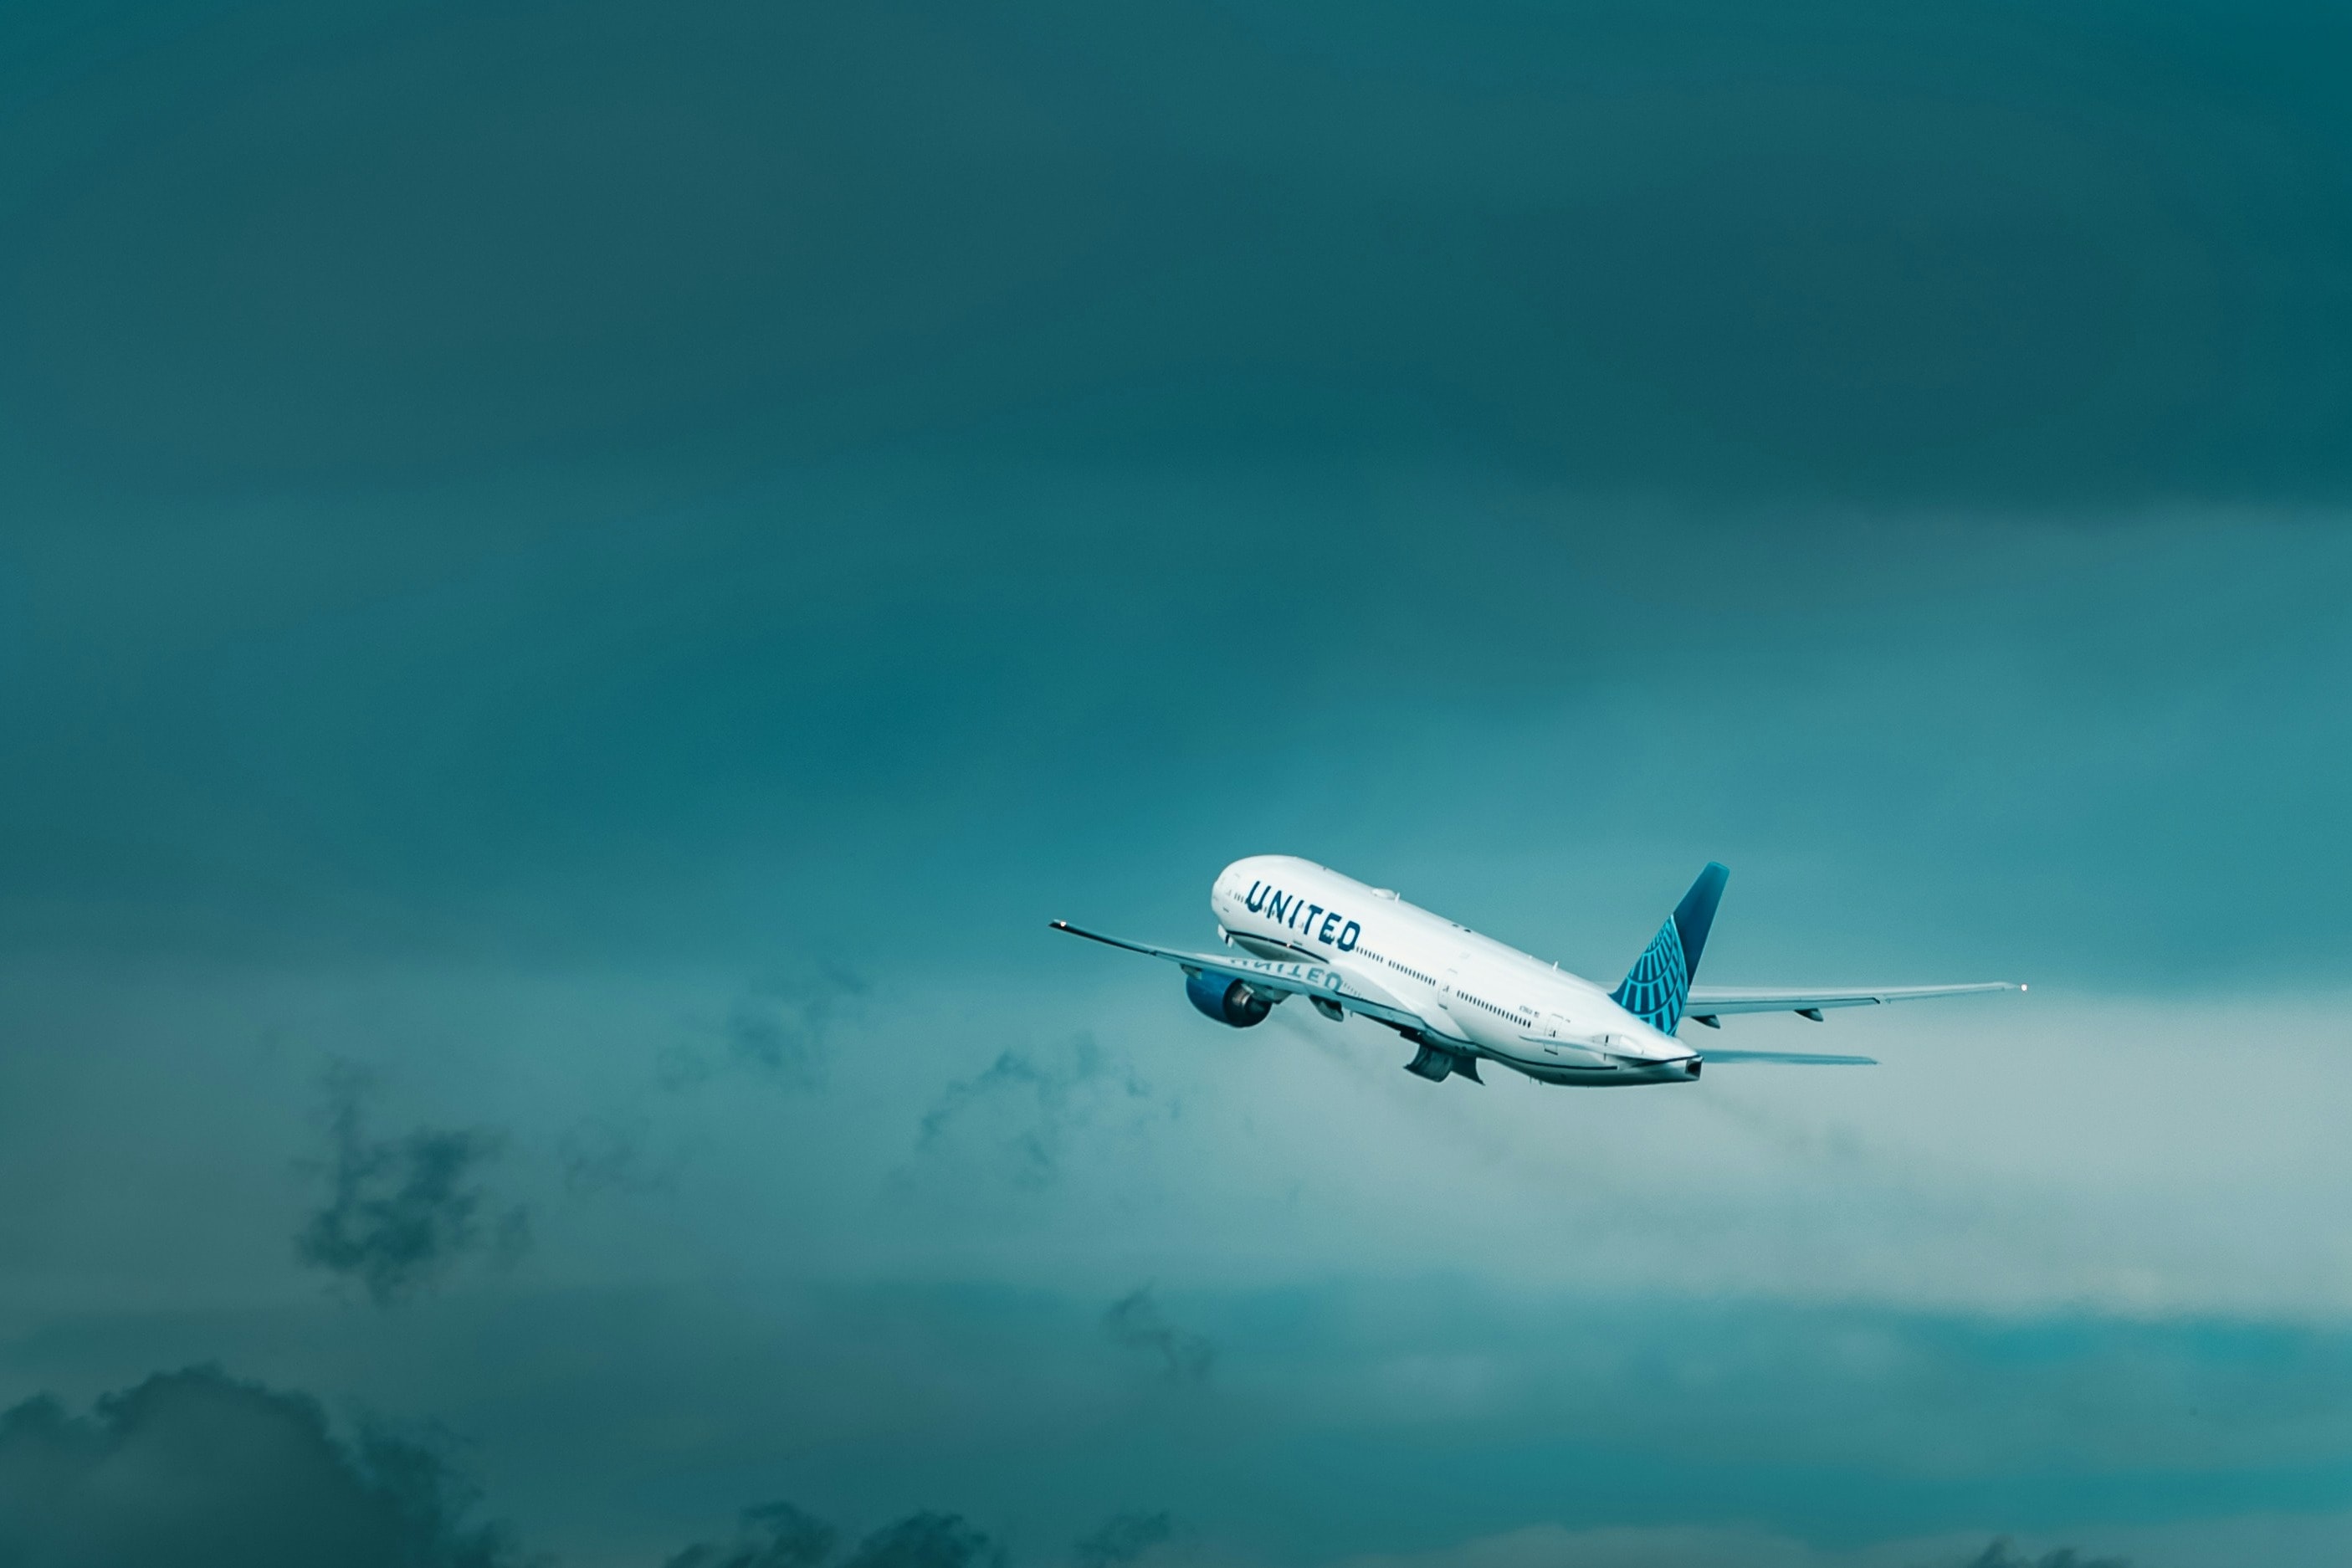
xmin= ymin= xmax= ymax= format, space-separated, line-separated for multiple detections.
xmin=1209 ymin=854 xmax=1701 ymax=1086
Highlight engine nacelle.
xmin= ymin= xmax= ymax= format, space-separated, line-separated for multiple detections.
xmin=1186 ymin=971 xmax=1273 ymax=1027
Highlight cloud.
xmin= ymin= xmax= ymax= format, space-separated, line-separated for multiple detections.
xmin=0 ymin=1359 xmax=2211 ymax=1568
xmin=1102 ymin=1287 xmax=1214 ymax=1386
xmin=843 ymin=1513 xmax=1007 ymax=1568
xmin=12 ymin=2 xmax=2352 ymax=505
xmin=659 ymin=967 xmax=869 ymax=1092
xmin=1074 ymin=1512 xmax=1176 ymax=1568
xmin=914 ymin=1037 xmax=1153 ymax=1191
xmin=667 ymin=1501 xmax=838 ymax=1568
xmin=667 ymin=1505 xmax=1002 ymax=1568
xmin=1342 ymin=1525 xmax=2139 ymax=1568
xmin=1956 ymin=1544 xmax=2130 ymax=1568
xmin=295 ymin=1066 xmax=529 ymax=1305
xmin=556 ymin=1113 xmax=673 ymax=1199
xmin=725 ymin=966 xmax=869 ymax=1082
xmin=0 ymin=1366 xmax=523 ymax=1568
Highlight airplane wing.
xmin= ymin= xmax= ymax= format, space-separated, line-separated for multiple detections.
xmin=1050 ymin=920 xmax=1436 ymax=1033
xmin=1699 ymin=1049 xmax=1878 ymax=1066
xmin=1682 ymin=981 xmax=2021 ymax=1023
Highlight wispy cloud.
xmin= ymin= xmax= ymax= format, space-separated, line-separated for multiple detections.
xmin=666 ymin=1504 xmax=1002 ymax=1568
xmin=1103 ymin=1287 xmax=1214 ymax=1386
xmin=1074 ymin=1511 xmax=1176 ymax=1568
xmin=666 ymin=1501 xmax=838 ymax=1568
xmin=1960 ymin=1542 xmax=2131 ymax=1568
xmin=914 ymin=1037 xmax=1153 ymax=1191
xmin=843 ymin=1514 xmax=1006 ymax=1568
xmin=295 ymin=1066 xmax=528 ymax=1306
xmin=556 ymin=1113 xmax=674 ymax=1200
xmin=660 ymin=967 xmax=870 ymax=1092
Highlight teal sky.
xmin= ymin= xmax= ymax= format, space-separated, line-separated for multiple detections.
xmin=3 ymin=3 xmax=2351 ymax=1566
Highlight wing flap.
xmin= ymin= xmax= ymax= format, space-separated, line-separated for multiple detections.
xmin=1051 ymin=921 xmax=1436 ymax=1033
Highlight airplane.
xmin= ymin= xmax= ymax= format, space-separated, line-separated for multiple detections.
xmin=1053 ymin=855 xmax=2021 ymax=1086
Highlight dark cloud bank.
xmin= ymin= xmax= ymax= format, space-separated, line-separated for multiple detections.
xmin=0 ymin=1367 xmax=515 ymax=1568
xmin=0 ymin=1367 xmax=1156 ymax=1568
xmin=8 ymin=0 xmax=2352 ymax=505
xmin=0 ymin=1364 xmax=2132 ymax=1568
xmin=9 ymin=1 xmax=2352 ymax=991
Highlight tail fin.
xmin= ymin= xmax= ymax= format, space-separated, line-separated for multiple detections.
xmin=1610 ymin=862 xmax=1729 ymax=1033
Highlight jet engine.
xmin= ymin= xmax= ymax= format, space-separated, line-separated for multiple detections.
xmin=1186 ymin=971 xmax=1273 ymax=1027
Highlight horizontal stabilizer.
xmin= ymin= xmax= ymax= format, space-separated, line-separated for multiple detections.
xmin=1683 ymin=981 xmax=2021 ymax=1017
xmin=1701 ymin=1049 xmax=1877 ymax=1066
